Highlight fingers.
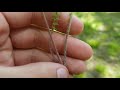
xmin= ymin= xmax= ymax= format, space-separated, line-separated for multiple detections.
xmin=11 ymin=27 xmax=93 ymax=60
xmin=0 ymin=62 xmax=70 ymax=78
xmin=0 ymin=13 xmax=14 ymax=66
xmin=0 ymin=38 xmax=14 ymax=66
xmin=2 ymin=12 xmax=83 ymax=35
xmin=2 ymin=12 xmax=32 ymax=29
xmin=13 ymin=49 xmax=86 ymax=74
xmin=0 ymin=13 xmax=9 ymax=46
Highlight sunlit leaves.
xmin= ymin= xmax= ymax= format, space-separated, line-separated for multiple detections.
xmin=74 ymin=12 xmax=120 ymax=78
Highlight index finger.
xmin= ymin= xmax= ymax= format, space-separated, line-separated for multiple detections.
xmin=2 ymin=12 xmax=84 ymax=35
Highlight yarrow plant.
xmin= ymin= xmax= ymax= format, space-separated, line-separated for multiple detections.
xmin=42 ymin=12 xmax=73 ymax=66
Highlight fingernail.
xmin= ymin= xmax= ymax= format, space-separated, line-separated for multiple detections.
xmin=57 ymin=68 xmax=68 ymax=78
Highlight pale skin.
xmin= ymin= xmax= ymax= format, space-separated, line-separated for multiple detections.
xmin=0 ymin=12 xmax=93 ymax=78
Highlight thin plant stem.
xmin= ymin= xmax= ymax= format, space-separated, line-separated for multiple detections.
xmin=48 ymin=41 xmax=57 ymax=62
xmin=42 ymin=12 xmax=58 ymax=62
xmin=42 ymin=12 xmax=63 ymax=64
xmin=50 ymin=12 xmax=60 ymax=62
xmin=63 ymin=12 xmax=73 ymax=66
xmin=49 ymin=12 xmax=60 ymax=62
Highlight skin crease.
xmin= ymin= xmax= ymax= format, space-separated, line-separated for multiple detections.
xmin=0 ymin=12 xmax=93 ymax=78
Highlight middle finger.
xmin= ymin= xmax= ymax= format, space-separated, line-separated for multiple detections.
xmin=10 ymin=27 xmax=93 ymax=60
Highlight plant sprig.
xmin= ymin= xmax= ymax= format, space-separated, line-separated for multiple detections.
xmin=42 ymin=12 xmax=63 ymax=64
xmin=52 ymin=12 xmax=60 ymax=31
xmin=42 ymin=12 xmax=73 ymax=66
xmin=49 ymin=12 xmax=60 ymax=62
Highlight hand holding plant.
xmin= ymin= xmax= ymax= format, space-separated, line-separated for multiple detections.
xmin=0 ymin=12 xmax=93 ymax=78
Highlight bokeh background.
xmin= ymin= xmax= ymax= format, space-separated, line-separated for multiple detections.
xmin=74 ymin=12 xmax=120 ymax=78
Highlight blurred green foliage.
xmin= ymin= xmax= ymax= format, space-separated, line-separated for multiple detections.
xmin=74 ymin=12 xmax=120 ymax=78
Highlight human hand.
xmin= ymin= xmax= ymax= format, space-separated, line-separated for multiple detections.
xmin=0 ymin=12 xmax=93 ymax=78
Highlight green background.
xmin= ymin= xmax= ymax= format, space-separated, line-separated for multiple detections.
xmin=74 ymin=12 xmax=120 ymax=78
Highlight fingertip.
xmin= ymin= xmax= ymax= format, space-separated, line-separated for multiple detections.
xmin=67 ymin=59 xmax=87 ymax=75
xmin=57 ymin=68 xmax=69 ymax=78
xmin=58 ymin=12 xmax=84 ymax=35
xmin=70 ymin=15 xmax=84 ymax=35
xmin=74 ymin=61 xmax=87 ymax=74
xmin=67 ymin=37 xmax=93 ymax=60
xmin=83 ymin=43 xmax=93 ymax=60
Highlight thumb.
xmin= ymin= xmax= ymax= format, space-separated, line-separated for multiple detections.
xmin=0 ymin=62 xmax=70 ymax=78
